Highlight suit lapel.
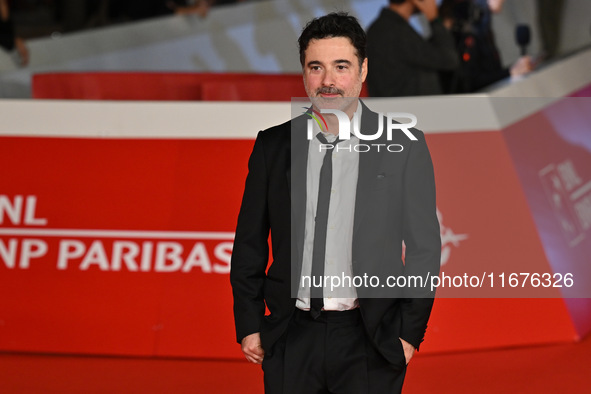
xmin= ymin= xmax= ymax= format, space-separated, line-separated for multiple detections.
xmin=289 ymin=115 xmax=309 ymax=279
xmin=354 ymin=103 xmax=384 ymax=238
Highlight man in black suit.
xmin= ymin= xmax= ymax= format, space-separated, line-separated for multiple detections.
xmin=366 ymin=0 xmax=459 ymax=97
xmin=231 ymin=12 xmax=441 ymax=393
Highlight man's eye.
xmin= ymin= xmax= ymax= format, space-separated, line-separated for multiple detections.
xmin=311 ymin=66 xmax=321 ymax=71
xmin=337 ymin=65 xmax=348 ymax=70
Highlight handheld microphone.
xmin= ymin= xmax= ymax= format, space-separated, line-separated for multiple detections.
xmin=516 ymin=24 xmax=531 ymax=56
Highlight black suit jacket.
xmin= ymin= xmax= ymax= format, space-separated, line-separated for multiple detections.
xmin=230 ymin=102 xmax=441 ymax=366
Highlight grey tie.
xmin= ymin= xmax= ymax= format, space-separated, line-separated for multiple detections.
xmin=310 ymin=132 xmax=341 ymax=319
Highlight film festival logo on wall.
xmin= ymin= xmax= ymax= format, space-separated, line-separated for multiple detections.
xmin=303 ymin=106 xmax=418 ymax=152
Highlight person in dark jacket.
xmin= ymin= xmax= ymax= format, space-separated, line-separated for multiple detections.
xmin=232 ymin=12 xmax=441 ymax=394
xmin=439 ymin=0 xmax=533 ymax=93
xmin=366 ymin=0 xmax=459 ymax=97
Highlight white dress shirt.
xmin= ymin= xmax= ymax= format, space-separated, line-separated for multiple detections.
xmin=296 ymin=102 xmax=362 ymax=311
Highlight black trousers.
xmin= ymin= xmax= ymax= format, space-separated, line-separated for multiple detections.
xmin=262 ymin=309 xmax=406 ymax=394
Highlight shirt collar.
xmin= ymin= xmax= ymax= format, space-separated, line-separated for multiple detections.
xmin=314 ymin=100 xmax=363 ymax=143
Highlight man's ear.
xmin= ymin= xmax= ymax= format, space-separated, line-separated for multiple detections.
xmin=361 ymin=57 xmax=368 ymax=83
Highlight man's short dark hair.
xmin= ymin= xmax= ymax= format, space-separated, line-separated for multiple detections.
xmin=389 ymin=0 xmax=406 ymax=4
xmin=298 ymin=12 xmax=366 ymax=68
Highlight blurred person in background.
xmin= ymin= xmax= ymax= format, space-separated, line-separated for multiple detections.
xmin=60 ymin=0 xmax=216 ymax=31
xmin=0 ymin=0 xmax=29 ymax=66
xmin=366 ymin=0 xmax=459 ymax=97
xmin=439 ymin=0 xmax=533 ymax=93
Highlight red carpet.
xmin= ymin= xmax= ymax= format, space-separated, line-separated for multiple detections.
xmin=404 ymin=337 xmax=591 ymax=393
xmin=1 ymin=335 xmax=590 ymax=393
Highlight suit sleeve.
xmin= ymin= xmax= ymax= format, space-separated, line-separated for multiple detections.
xmin=400 ymin=131 xmax=441 ymax=350
xmin=230 ymin=131 xmax=270 ymax=344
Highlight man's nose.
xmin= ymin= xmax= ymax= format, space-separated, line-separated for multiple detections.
xmin=321 ymin=69 xmax=336 ymax=86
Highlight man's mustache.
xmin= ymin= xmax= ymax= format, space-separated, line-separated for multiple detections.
xmin=316 ymin=87 xmax=344 ymax=95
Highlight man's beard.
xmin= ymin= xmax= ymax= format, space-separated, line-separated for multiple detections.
xmin=316 ymin=86 xmax=344 ymax=96
xmin=309 ymin=86 xmax=355 ymax=112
